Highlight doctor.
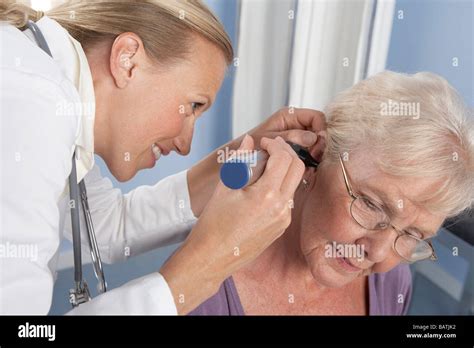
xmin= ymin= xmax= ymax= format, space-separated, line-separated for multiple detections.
xmin=0 ymin=0 xmax=325 ymax=315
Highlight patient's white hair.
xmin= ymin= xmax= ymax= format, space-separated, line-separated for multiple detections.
xmin=324 ymin=70 xmax=474 ymax=218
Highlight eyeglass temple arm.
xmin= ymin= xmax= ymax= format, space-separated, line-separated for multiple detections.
xmin=339 ymin=155 xmax=356 ymax=198
xmin=428 ymin=240 xmax=438 ymax=260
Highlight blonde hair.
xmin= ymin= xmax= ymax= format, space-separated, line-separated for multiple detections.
xmin=0 ymin=0 xmax=233 ymax=65
xmin=324 ymin=70 xmax=474 ymax=218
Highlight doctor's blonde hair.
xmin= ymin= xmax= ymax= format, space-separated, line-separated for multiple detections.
xmin=323 ymin=71 xmax=474 ymax=218
xmin=0 ymin=0 xmax=233 ymax=65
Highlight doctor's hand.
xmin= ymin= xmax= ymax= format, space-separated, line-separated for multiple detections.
xmin=188 ymin=107 xmax=326 ymax=218
xmin=246 ymin=107 xmax=326 ymax=161
xmin=161 ymin=135 xmax=304 ymax=314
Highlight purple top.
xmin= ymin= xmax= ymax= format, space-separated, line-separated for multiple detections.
xmin=190 ymin=264 xmax=412 ymax=315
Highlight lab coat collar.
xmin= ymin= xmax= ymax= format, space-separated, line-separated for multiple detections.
xmin=31 ymin=16 xmax=96 ymax=183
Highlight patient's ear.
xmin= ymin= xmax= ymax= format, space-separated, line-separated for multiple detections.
xmin=309 ymin=130 xmax=327 ymax=162
xmin=299 ymin=165 xmax=318 ymax=192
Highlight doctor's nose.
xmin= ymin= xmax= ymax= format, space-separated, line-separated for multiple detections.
xmin=172 ymin=111 xmax=197 ymax=155
xmin=174 ymin=125 xmax=195 ymax=156
xmin=174 ymin=137 xmax=191 ymax=155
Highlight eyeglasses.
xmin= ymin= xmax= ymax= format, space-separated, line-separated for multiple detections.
xmin=338 ymin=155 xmax=437 ymax=263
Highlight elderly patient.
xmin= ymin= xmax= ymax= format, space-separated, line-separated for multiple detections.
xmin=191 ymin=71 xmax=474 ymax=315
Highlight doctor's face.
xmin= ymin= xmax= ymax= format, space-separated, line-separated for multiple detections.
xmin=90 ymin=33 xmax=227 ymax=181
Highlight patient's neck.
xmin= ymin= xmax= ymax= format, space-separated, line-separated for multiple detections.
xmin=242 ymin=215 xmax=317 ymax=288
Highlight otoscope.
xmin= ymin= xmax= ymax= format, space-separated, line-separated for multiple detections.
xmin=220 ymin=141 xmax=319 ymax=189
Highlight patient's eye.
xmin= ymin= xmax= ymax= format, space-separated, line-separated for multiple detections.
xmin=376 ymin=221 xmax=389 ymax=229
xmin=405 ymin=228 xmax=424 ymax=239
xmin=361 ymin=196 xmax=380 ymax=211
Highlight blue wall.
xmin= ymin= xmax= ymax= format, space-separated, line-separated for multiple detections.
xmin=386 ymin=0 xmax=473 ymax=314
xmin=386 ymin=0 xmax=473 ymax=108
xmin=50 ymin=0 xmax=239 ymax=314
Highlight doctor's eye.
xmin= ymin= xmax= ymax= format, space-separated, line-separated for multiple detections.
xmin=191 ymin=102 xmax=205 ymax=113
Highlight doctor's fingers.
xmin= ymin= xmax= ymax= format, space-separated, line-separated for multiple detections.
xmin=256 ymin=136 xmax=301 ymax=193
xmin=310 ymin=130 xmax=326 ymax=162
xmin=280 ymin=152 xmax=306 ymax=199
xmin=265 ymin=129 xmax=318 ymax=148
xmin=283 ymin=108 xmax=327 ymax=134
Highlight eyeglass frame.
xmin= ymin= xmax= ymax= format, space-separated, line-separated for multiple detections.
xmin=338 ymin=155 xmax=438 ymax=263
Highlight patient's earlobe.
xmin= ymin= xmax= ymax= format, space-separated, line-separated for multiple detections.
xmin=300 ymin=166 xmax=318 ymax=191
xmin=301 ymin=178 xmax=310 ymax=189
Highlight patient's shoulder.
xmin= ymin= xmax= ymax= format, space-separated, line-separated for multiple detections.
xmin=188 ymin=277 xmax=245 ymax=316
xmin=370 ymin=264 xmax=413 ymax=315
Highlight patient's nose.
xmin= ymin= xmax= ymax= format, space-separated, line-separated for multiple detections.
xmin=361 ymin=229 xmax=397 ymax=263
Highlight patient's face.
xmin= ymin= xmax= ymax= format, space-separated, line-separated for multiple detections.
xmin=294 ymin=150 xmax=445 ymax=288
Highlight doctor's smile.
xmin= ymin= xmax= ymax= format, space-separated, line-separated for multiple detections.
xmin=0 ymin=0 xmax=473 ymax=334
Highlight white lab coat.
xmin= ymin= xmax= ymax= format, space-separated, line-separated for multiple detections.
xmin=0 ymin=17 xmax=197 ymax=314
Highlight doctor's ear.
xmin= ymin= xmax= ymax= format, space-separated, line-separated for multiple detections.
xmin=109 ymin=33 xmax=143 ymax=88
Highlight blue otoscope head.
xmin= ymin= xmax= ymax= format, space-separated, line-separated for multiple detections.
xmin=220 ymin=161 xmax=252 ymax=190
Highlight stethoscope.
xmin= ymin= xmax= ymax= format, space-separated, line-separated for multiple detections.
xmin=26 ymin=20 xmax=107 ymax=307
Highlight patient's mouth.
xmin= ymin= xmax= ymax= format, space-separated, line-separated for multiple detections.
xmin=336 ymin=256 xmax=361 ymax=273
